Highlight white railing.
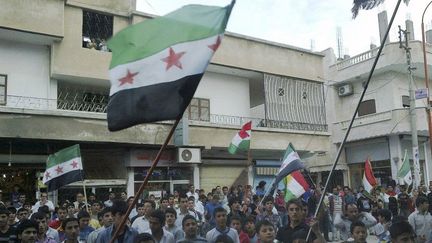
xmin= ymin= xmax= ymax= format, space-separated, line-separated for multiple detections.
xmin=1 ymin=95 xmax=328 ymax=132
xmin=4 ymin=95 xmax=57 ymax=110
xmin=339 ymin=110 xmax=392 ymax=129
xmin=335 ymin=47 xmax=379 ymax=70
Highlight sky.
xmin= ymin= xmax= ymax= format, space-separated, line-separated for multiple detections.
xmin=136 ymin=0 xmax=430 ymax=57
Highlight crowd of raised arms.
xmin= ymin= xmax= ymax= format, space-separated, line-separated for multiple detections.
xmin=0 ymin=182 xmax=431 ymax=243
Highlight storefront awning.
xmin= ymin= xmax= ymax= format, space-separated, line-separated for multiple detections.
xmin=255 ymin=160 xmax=281 ymax=167
xmin=308 ymin=164 xmax=348 ymax=172
xmin=256 ymin=167 xmax=279 ymax=175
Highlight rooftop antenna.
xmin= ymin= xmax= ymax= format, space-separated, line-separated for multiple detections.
xmin=310 ymin=39 xmax=315 ymax=51
xmin=336 ymin=26 xmax=343 ymax=59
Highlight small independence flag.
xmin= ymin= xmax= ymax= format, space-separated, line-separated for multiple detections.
xmin=43 ymin=145 xmax=83 ymax=192
xmin=228 ymin=121 xmax=251 ymax=154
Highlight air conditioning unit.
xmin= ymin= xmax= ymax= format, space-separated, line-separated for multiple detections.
xmin=177 ymin=147 xmax=201 ymax=164
xmin=338 ymin=84 xmax=353 ymax=96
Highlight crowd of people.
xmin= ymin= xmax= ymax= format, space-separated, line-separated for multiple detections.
xmin=0 ymin=181 xmax=431 ymax=243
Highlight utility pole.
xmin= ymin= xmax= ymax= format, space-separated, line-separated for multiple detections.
xmin=399 ymin=25 xmax=421 ymax=189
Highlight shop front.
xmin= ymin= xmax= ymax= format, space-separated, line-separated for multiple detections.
xmin=127 ymin=148 xmax=198 ymax=199
xmin=345 ymin=139 xmax=392 ymax=190
xmin=254 ymin=160 xmax=284 ymax=191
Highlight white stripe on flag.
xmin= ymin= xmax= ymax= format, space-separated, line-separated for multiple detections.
xmin=279 ymin=151 xmax=300 ymax=173
xmin=231 ymin=131 xmax=251 ymax=147
xmin=362 ymin=174 xmax=373 ymax=193
xmin=109 ymin=35 xmax=222 ymax=96
xmin=287 ymin=175 xmax=307 ymax=197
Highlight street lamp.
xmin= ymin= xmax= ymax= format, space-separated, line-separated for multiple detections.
xmin=421 ymin=1 xmax=432 ymax=185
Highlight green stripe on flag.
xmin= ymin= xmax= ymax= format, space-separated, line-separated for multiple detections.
xmin=108 ymin=3 xmax=234 ymax=69
xmin=283 ymin=143 xmax=296 ymax=161
xmin=46 ymin=145 xmax=81 ymax=168
xmin=398 ymin=152 xmax=410 ymax=177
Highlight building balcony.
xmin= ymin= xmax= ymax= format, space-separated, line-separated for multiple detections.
xmin=0 ymin=0 xmax=64 ymax=45
xmin=332 ymin=108 xmax=430 ymax=143
xmin=0 ymin=95 xmax=330 ymax=153
xmin=1 ymin=94 xmax=328 ymax=133
xmin=328 ymin=41 xmax=432 ymax=83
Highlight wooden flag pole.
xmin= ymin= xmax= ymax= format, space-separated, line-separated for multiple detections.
xmin=79 ymin=159 xmax=89 ymax=213
xmin=305 ymin=0 xmax=403 ymax=241
xmin=110 ymin=117 xmax=182 ymax=243
xmin=247 ymin=122 xmax=253 ymax=187
xmin=82 ymin=179 xmax=89 ymax=213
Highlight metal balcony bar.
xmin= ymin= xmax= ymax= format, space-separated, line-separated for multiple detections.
xmin=1 ymin=95 xmax=327 ymax=132
xmin=335 ymin=47 xmax=379 ymax=70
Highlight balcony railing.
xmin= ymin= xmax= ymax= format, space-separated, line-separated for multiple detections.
xmin=339 ymin=110 xmax=393 ymax=129
xmin=335 ymin=47 xmax=379 ymax=70
xmin=3 ymin=95 xmax=57 ymax=110
xmin=199 ymin=114 xmax=328 ymax=132
xmin=1 ymin=95 xmax=328 ymax=132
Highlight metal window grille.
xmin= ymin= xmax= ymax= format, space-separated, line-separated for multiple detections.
xmin=264 ymin=74 xmax=327 ymax=127
xmin=82 ymin=10 xmax=113 ymax=51
xmin=57 ymin=84 xmax=109 ymax=113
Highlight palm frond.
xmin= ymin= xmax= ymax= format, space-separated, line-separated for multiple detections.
xmin=352 ymin=0 xmax=409 ymax=19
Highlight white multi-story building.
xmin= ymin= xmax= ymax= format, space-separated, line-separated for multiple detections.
xmin=324 ymin=13 xmax=432 ymax=190
xmin=0 ymin=0 xmax=332 ymax=202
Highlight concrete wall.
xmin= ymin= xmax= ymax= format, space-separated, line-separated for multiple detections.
xmin=51 ymin=7 xmax=324 ymax=85
xmin=200 ymin=166 xmax=245 ymax=192
xmin=0 ymin=39 xmax=51 ymax=99
xmin=51 ymin=5 xmax=129 ymax=84
xmin=213 ymin=34 xmax=324 ymax=81
xmin=0 ymin=109 xmax=330 ymax=152
xmin=0 ymin=0 xmax=64 ymax=37
xmin=196 ymin=72 xmax=250 ymax=117
xmin=327 ymin=41 xmax=432 ymax=83
xmin=67 ymin=0 xmax=133 ymax=16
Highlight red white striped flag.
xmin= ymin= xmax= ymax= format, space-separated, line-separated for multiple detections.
xmin=362 ymin=158 xmax=377 ymax=193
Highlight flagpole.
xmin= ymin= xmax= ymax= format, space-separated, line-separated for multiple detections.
xmin=82 ymin=179 xmax=89 ymax=212
xmin=258 ymin=177 xmax=276 ymax=206
xmin=110 ymin=117 xmax=182 ymax=243
xmin=306 ymin=0 xmax=403 ymax=240
xmin=247 ymin=125 xmax=253 ymax=187
xmin=79 ymin=167 xmax=89 ymax=213
xmin=303 ymin=169 xmax=317 ymax=189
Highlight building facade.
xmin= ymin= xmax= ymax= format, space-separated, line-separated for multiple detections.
xmin=324 ymin=32 xmax=432 ymax=190
xmin=0 ymin=0 xmax=333 ymax=203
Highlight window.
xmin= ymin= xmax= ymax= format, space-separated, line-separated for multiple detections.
xmin=0 ymin=74 xmax=6 ymax=105
xmin=82 ymin=10 xmax=113 ymax=51
xmin=402 ymin=95 xmax=410 ymax=108
xmin=187 ymin=98 xmax=210 ymax=121
xmin=358 ymin=99 xmax=376 ymax=116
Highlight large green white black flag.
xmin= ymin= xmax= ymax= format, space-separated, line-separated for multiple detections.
xmin=106 ymin=2 xmax=235 ymax=131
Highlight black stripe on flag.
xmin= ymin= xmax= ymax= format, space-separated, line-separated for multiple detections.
xmin=107 ymin=74 xmax=203 ymax=131
xmin=46 ymin=170 xmax=82 ymax=192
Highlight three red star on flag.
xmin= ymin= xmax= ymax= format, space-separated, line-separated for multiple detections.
xmin=208 ymin=36 xmax=221 ymax=52
xmin=55 ymin=166 xmax=64 ymax=175
xmin=161 ymin=47 xmax=186 ymax=70
xmin=118 ymin=69 xmax=138 ymax=86
xmin=71 ymin=160 xmax=79 ymax=169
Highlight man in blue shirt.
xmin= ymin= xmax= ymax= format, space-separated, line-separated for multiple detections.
xmin=77 ymin=210 xmax=94 ymax=242
xmin=96 ymin=200 xmax=138 ymax=243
